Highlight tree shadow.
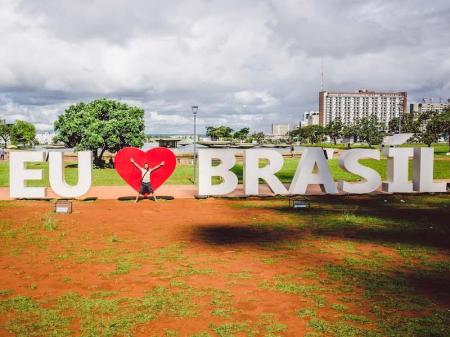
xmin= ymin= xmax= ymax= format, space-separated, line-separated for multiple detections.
xmin=267 ymin=194 xmax=450 ymax=249
xmin=325 ymin=261 xmax=450 ymax=324
xmin=192 ymin=225 xmax=302 ymax=246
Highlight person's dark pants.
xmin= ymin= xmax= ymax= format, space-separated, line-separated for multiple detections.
xmin=139 ymin=182 xmax=154 ymax=195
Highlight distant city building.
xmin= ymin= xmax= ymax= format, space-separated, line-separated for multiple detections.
xmin=410 ymin=99 xmax=450 ymax=114
xmin=0 ymin=118 xmax=14 ymax=126
xmin=300 ymin=111 xmax=320 ymax=127
xmin=272 ymin=124 xmax=290 ymax=136
xmin=319 ymin=90 xmax=407 ymax=127
xmin=35 ymin=132 xmax=55 ymax=145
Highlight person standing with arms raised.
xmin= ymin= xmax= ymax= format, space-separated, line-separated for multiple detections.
xmin=130 ymin=158 xmax=165 ymax=202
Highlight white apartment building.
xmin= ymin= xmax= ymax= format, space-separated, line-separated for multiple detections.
xmin=300 ymin=111 xmax=320 ymax=127
xmin=319 ymin=90 xmax=407 ymax=127
xmin=410 ymin=99 xmax=450 ymax=114
xmin=272 ymin=124 xmax=290 ymax=136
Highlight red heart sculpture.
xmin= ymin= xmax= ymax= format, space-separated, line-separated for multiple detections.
xmin=114 ymin=147 xmax=177 ymax=193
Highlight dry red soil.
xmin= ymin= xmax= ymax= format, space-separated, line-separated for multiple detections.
xmin=0 ymin=197 xmax=449 ymax=337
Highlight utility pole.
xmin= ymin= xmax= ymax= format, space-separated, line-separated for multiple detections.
xmin=320 ymin=59 xmax=324 ymax=91
xmin=192 ymin=106 xmax=198 ymax=184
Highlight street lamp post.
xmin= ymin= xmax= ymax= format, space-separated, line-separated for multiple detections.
xmin=192 ymin=105 xmax=198 ymax=184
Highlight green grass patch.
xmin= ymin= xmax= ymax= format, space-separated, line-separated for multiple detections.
xmin=0 ymin=286 xmax=200 ymax=337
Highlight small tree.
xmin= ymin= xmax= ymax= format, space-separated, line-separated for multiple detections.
xmin=420 ymin=117 xmax=442 ymax=147
xmin=357 ymin=116 xmax=385 ymax=148
xmin=341 ymin=123 xmax=358 ymax=147
xmin=415 ymin=109 xmax=450 ymax=148
xmin=54 ymin=98 xmax=145 ymax=166
xmin=413 ymin=111 xmax=440 ymax=147
xmin=388 ymin=113 xmax=416 ymax=134
xmin=325 ymin=119 xmax=342 ymax=145
xmin=437 ymin=109 xmax=450 ymax=149
xmin=302 ymin=126 xmax=314 ymax=143
xmin=0 ymin=123 xmax=11 ymax=145
xmin=205 ymin=126 xmax=234 ymax=141
xmin=296 ymin=125 xmax=324 ymax=144
xmin=293 ymin=126 xmax=311 ymax=144
xmin=233 ymin=128 xmax=250 ymax=141
xmin=251 ymin=132 xmax=265 ymax=143
xmin=10 ymin=120 xmax=36 ymax=147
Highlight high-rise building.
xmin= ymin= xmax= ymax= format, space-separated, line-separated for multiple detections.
xmin=410 ymin=99 xmax=450 ymax=114
xmin=319 ymin=90 xmax=407 ymax=127
xmin=272 ymin=124 xmax=290 ymax=136
xmin=300 ymin=111 xmax=320 ymax=127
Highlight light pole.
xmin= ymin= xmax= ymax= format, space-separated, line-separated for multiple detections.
xmin=192 ymin=105 xmax=198 ymax=184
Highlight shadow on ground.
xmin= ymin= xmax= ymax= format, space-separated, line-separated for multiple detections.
xmin=272 ymin=194 xmax=450 ymax=250
xmin=192 ymin=225 xmax=302 ymax=246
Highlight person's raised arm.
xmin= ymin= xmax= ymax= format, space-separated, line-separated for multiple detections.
xmin=130 ymin=158 xmax=142 ymax=170
xmin=151 ymin=161 xmax=165 ymax=171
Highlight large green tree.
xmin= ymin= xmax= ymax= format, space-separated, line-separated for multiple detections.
xmin=10 ymin=120 xmax=36 ymax=147
xmin=205 ymin=126 xmax=234 ymax=141
xmin=412 ymin=111 xmax=439 ymax=147
xmin=437 ymin=108 xmax=450 ymax=149
xmin=415 ymin=109 xmax=450 ymax=147
xmin=250 ymin=132 xmax=265 ymax=143
xmin=291 ymin=125 xmax=324 ymax=144
xmin=54 ymin=98 xmax=145 ymax=165
xmin=356 ymin=116 xmax=385 ymax=148
xmin=341 ymin=123 xmax=359 ymax=147
xmin=325 ymin=119 xmax=343 ymax=145
xmin=233 ymin=128 xmax=250 ymax=141
xmin=388 ymin=113 xmax=416 ymax=134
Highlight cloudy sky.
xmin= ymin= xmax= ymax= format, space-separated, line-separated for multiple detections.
xmin=0 ymin=0 xmax=449 ymax=134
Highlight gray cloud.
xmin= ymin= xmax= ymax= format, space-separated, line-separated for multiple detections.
xmin=0 ymin=0 xmax=449 ymax=134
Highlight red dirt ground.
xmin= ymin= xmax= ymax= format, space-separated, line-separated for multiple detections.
xmin=0 ymin=198 xmax=449 ymax=337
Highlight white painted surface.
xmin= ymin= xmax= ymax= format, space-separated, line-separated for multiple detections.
xmin=338 ymin=149 xmax=381 ymax=193
xmin=244 ymin=149 xmax=288 ymax=195
xmin=198 ymin=149 xmax=238 ymax=195
xmin=382 ymin=147 xmax=414 ymax=193
xmin=49 ymin=151 xmax=92 ymax=198
xmin=9 ymin=151 xmax=45 ymax=198
xmin=413 ymin=147 xmax=446 ymax=192
xmin=289 ymin=147 xmax=337 ymax=194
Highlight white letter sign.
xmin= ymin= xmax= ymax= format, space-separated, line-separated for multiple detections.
xmin=49 ymin=151 xmax=93 ymax=198
xmin=244 ymin=149 xmax=288 ymax=195
xmin=9 ymin=151 xmax=46 ymax=198
xmin=382 ymin=147 xmax=413 ymax=193
xmin=289 ymin=147 xmax=337 ymax=194
xmin=413 ymin=147 xmax=446 ymax=192
xmin=338 ymin=149 xmax=381 ymax=193
xmin=198 ymin=149 xmax=238 ymax=196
